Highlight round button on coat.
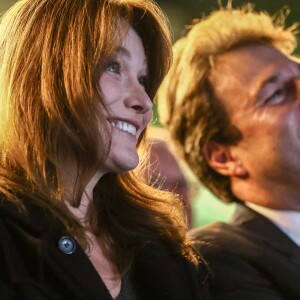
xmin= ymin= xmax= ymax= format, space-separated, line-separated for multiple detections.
xmin=58 ymin=236 xmax=76 ymax=254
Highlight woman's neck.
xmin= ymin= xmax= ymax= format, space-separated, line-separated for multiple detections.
xmin=66 ymin=170 xmax=103 ymax=223
xmin=65 ymin=171 xmax=122 ymax=298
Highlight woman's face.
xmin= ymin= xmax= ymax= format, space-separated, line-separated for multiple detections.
xmin=99 ymin=27 xmax=152 ymax=174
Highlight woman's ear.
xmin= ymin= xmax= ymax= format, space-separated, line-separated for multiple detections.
xmin=203 ymin=141 xmax=248 ymax=178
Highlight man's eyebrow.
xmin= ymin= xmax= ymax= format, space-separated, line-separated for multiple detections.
xmin=260 ymin=75 xmax=278 ymax=90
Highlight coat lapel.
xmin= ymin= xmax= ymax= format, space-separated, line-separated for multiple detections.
xmin=231 ymin=204 xmax=300 ymax=295
xmin=231 ymin=205 xmax=300 ymax=257
xmin=0 ymin=198 xmax=113 ymax=300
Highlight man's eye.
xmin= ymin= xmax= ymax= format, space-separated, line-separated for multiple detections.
xmin=106 ymin=62 xmax=120 ymax=74
xmin=264 ymin=89 xmax=284 ymax=104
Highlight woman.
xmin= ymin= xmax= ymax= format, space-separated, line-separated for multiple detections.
xmin=0 ymin=0 xmax=209 ymax=299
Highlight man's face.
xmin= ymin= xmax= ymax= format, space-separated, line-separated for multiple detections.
xmin=210 ymin=43 xmax=300 ymax=209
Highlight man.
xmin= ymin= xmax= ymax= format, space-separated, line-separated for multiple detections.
xmin=158 ymin=3 xmax=300 ymax=299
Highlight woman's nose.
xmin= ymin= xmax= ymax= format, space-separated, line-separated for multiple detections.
xmin=124 ymin=81 xmax=153 ymax=114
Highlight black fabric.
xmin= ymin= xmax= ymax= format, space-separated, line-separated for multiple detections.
xmin=190 ymin=204 xmax=300 ymax=300
xmin=0 ymin=197 xmax=210 ymax=299
xmin=115 ymin=273 xmax=138 ymax=300
xmin=131 ymin=240 xmax=210 ymax=300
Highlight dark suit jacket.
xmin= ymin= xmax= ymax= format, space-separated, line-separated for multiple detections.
xmin=190 ymin=204 xmax=300 ymax=300
xmin=0 ymin=197 xmax=210 ymax=300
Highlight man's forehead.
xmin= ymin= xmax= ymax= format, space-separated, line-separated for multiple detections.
xmin=211 ymin=43 xmax=293 ymax=93
xmin=208 ymin=43 xmax=297 ymax=115
xmin=215 ymin=43 xmax=286 ymax=68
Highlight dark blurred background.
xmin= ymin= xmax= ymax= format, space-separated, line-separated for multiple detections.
xmin=0 ymin=0 xmax=299 ymax=227
xmin=1 ymin=0 xmax=300 ymax=47
xmin=156 ymin=0 xmax=300 ymax=55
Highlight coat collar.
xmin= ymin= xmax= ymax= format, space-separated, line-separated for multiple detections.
xmin=231 ymin=204 xmax=300 ymax=263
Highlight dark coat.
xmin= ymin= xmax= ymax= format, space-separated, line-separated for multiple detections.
xmin=0 ymin=197 xmax=210 ymax=300
xmin=190 ymin=204 xmax=300 ymax=300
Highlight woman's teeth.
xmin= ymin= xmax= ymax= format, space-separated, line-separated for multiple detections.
xmin=111 ymin=121 xmax=137 ymax=136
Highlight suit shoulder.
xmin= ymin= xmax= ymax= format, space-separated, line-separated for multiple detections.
xmin=189 ymin=222 xmax=236 ymax=243
xmin=189 ymin=221 xmax=257 ymax=254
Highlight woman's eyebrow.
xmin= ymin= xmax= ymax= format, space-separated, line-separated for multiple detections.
xmin=115 ymin=46 xmax=148 ymax=70
xmin=115 ymin=46 xmax=131 ymax=59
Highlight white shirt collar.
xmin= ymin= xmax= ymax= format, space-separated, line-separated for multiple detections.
xmin=246 ymin=202 xmax=300 ymax=247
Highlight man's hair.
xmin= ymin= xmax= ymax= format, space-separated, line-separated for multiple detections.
xmin=158 ymin=3 xmax=298 ymax=203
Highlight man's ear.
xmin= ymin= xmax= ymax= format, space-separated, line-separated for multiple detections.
xmin=203 ymin=141 xmax=248 ymax=178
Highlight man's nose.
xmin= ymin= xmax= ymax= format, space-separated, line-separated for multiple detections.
xmin=295 ymin=77 xmax=300 ymax=100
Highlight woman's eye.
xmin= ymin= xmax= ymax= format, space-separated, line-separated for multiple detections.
xmin=106 ymin=62 xmax=120 ymax=74
xmin=138 ymin=76 xmax=147 ymax=87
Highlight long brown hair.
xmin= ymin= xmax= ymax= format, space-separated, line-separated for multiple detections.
xmin=0 ymin=0 xmax=198 ymax=273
